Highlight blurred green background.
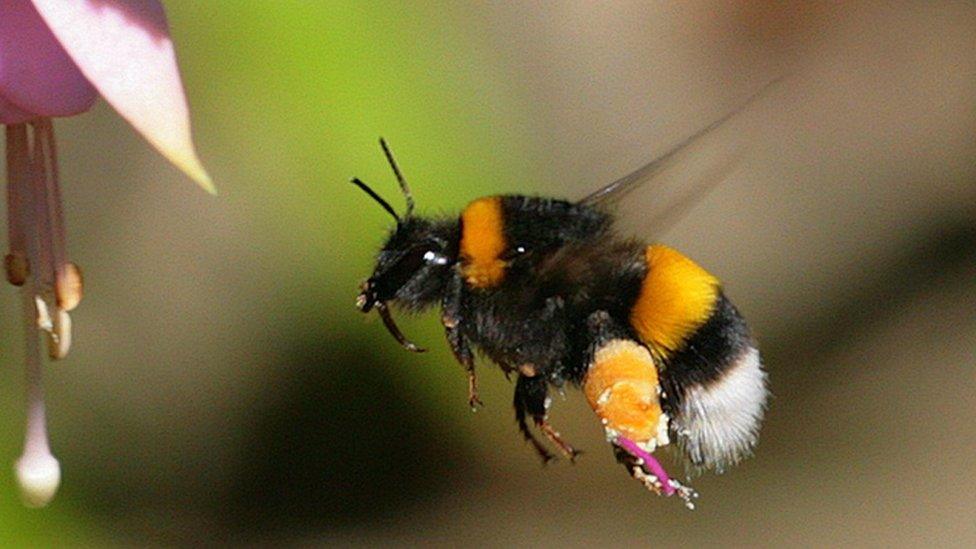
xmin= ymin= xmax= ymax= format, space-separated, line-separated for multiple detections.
xmin=2 ymin=1 xmax=975 ymax=546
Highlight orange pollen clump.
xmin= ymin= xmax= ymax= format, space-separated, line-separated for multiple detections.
xmin=583 ymin=339 xmax=667 ymax=446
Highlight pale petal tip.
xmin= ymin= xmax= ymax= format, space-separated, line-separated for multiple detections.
xmin=169 ymin=151 xmax=216 ymax=195
xmin=14 ymin=452 xmax=61 ymax=508
xmin=190 ymin=168 xmax=216 ymax=196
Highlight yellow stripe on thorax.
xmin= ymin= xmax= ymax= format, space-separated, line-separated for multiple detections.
xmin=460 ymin=196 xmax=507 ymax=288
xmin=583 ymin=339 xmax=668 ymax=447
xmin=630 ymin=245 xmax=719 ymax=358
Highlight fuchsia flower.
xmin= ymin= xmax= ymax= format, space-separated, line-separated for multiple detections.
xmin=2 ymin=0 xmax=212 ymax=507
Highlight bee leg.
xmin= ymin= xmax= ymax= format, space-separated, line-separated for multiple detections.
xmin=514 ymin=386 xmax=555 ymax=465
xmin=613 ymin=445 xmax=663 ymax=496
xmin=500 ymin=363 xmax=515 ymax=382
xmin=442 ymin=272 xmax=483 ymax=409
xmin=613 ymin=439 xmax=698 ymax=508
xmin=516 ymin=374 xmax=582 ymax=462
xmin=465 ymin=367 xmax=482 ymax=410
xmin=446 ymin=321 xmax=482 ymax=409
xmin=536 ymin=418 xmax=582 ymax=462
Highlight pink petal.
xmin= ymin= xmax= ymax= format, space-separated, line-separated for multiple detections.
xmin=0 ymin=0 xmax=98 ymax=121
xmin=30 ymin=0 xmax=214 ymax=193
xmin=0 ymin=95 xmax=37 ymax=125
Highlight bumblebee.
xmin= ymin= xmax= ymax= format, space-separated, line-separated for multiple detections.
xmin=353 ymin=106 xmax=769 ymax=507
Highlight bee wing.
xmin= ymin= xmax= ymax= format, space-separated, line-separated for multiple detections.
xmin=579 ymin=80 xmax=778 ymax=238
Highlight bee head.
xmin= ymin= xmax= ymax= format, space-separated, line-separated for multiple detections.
xmin=357 ymin=216 xmax=455 ymax=313
xmin=351 ymin=139 xmax=457 ymax=352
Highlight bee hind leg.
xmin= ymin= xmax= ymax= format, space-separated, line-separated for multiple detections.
xmin=613 ymin=440 xmax=698 ymax=509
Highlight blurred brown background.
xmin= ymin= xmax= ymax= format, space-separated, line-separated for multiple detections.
xmin=1 ymin=1 xmax=974 ymax=546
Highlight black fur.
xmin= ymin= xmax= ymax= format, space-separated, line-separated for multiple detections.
xmin=658 ymin=292 xmax=754 ymax=412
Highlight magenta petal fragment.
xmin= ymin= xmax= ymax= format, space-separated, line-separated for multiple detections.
xmin=30 ymin=0 xmax=214 ymax=193
xmin=0 ymin=95 xmax=37 ymax=125
xmin=0 ymin=0 xmax=98 ymax=120
xmin=615 ymin=436 xmax=676 ymax=496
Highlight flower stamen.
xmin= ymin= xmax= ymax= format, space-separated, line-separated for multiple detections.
xmin=11 ymin=121 xmax=82 ymax=358
xmin=34 ymin=294 xmax=71 ymax=360
xmin=33 ymin=120 xmax=82 ymax=311
xmin=5 ymin=125 xmax=30 ymax=286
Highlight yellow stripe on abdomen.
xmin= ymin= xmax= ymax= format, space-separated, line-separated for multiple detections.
xmin=460 ymin=196 xmax=507 ymax=288
xmin=630 ymin=245 xmax=719 ymax=358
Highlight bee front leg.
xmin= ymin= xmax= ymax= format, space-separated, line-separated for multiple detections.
xmin=449 ymin=328 xmax=482 ymax=410
xmin=442 ymin=272 xmax=482 ymax=409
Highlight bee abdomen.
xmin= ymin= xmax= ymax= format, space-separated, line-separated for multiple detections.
xmin=628 ymin=244 xmax=768 ymax=471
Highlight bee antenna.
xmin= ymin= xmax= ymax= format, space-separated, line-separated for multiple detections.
xmin=351 ymin=177 xmax=401 ymax=223
xmin=379 ymin=138 xmax=415 ymax=217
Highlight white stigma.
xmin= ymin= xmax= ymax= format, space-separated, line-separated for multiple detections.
xmin=14 ymin=450 xmax=61 ymax=508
